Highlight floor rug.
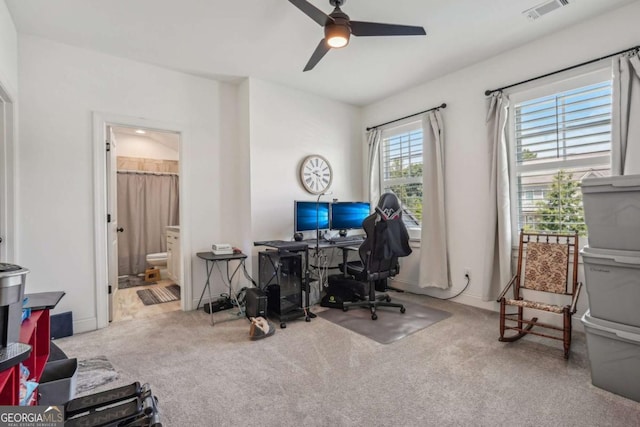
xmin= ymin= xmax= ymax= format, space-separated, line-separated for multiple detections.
xmin=118 ymin=275 xmax=155 ymax=289
xmin=76 ymin=356 xmax=118 ymax=394
xmin=318 ymin=299 xmax=451 ymax=344
xmin=136 ymin=284 xmax=180 ymax=306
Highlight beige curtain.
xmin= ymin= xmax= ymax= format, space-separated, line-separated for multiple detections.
xmin=612 ymin=49 xmax=640 ymax=175
xmin=418 ymin=109 xmax=450 ymax=289
xmin=367 ymin=129 xmax=382 ymax=204
xmin=117 ymin=172 xmax=179 ymax=275
xmin=483 ymin=92 xmax=512 ymax=301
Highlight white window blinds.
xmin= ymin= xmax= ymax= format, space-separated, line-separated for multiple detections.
xmin=381 ymin=121 xmax=423 ymax=226
xmin=513 ymin=80 xmax=612 ymax=235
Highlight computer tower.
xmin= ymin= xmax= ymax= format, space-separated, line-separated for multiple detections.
xmin=258 ymin=250 xmax=304 ymax=325
xmin=245 ymin=287 xmax=267 ymax=319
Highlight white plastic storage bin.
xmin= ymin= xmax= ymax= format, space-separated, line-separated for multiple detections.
xmin=581 ymin=311 xmax=640 ymax=402
xmin=580 ymin=246 xmax=640 ymax=327
xmin=581 ymin=175 xmax=640 ymax=251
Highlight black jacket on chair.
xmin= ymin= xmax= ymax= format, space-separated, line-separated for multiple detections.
xmin=342 ymin=193 xmax=412 ymax=320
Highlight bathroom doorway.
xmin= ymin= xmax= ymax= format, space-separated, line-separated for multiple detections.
xmin=107 ymin=124 xmax=182 ymax=323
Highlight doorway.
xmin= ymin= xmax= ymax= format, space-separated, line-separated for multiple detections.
xmin=93 ymin=112 xmax=191 ymax=330
xmin=108 ymin=125 xmax=181 ymax=322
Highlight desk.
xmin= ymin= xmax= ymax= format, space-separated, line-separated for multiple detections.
xmin=304 ymin=238 xmax=364 ymax=253
xmin=257 ymin=239 xmax=364 ymax=274
xmin=254 ymin=238 xmax=364 ymax=314
xmin=196 ymin=252 xmax=253 ymax=326
xmin=299 ymin=238 xmax=364 ymax=280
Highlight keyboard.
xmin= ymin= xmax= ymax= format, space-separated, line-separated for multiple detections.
xmin=328 ymin=235 xmax=365 ymax=243
xmin=253 ymin=240 xmax=309 ymax=251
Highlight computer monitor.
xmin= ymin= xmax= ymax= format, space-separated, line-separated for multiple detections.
xmin=330 ymin=202 xmax=371 ymax=231
xmin=294 ymin=201 xmax=330 ymax=232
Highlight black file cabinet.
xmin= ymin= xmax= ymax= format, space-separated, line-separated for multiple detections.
xmin=258 ymin=250 xmax=304 ymax=328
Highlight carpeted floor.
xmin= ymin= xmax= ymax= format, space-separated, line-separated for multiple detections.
xmin=136 ymin=284 xmax=180 ymax=306
xmin=54 ymin=291 xmax=640 ymax=427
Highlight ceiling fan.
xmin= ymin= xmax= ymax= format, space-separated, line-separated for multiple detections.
xmin=289 ymin=0 xmax=426 ymax=71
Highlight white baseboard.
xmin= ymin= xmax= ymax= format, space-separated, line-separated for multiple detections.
xmin=390 ymin=278 xmax=499 ymax=311
xmin=390 ymin=278 xmax=586 ymax=333
xmin=74 ymin=317 xmax=99 ymax=334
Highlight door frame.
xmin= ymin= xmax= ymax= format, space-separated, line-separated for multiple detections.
xmin=92 ymin=112 xmax=191 ymax=329
xmin=0 ymin=81 xmax=16 ymax=263
xmin=106 ymin=125 xmax=118 ymax=323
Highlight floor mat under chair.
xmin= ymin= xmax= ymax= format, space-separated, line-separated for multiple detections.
xmin=318 ymin=299 xmax=451 ymax=344
xmin=136 ymin=284 xmax=180 ymax=306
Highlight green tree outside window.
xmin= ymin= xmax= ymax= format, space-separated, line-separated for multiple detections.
xmin=528 ymin=170 xmax=586 ymax=236
xmin=386 ymin=160 xmax=423 ymax=221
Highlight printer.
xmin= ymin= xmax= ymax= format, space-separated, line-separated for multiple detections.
xmin=212 ymin=243 xmax=233 ymax=255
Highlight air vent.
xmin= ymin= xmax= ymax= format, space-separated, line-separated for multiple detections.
xmin=523 ymin=0 xmax=570 ymax=20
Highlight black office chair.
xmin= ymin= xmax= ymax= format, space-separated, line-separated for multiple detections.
xmin=342 ymin=193 xmax=412 ymax=320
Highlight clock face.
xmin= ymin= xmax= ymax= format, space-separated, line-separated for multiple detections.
xmin=300 ymin=155 xmax=332 ymax=195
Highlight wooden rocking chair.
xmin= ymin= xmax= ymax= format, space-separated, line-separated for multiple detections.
xmin=497 ymin=231 xmax=582 ymax=359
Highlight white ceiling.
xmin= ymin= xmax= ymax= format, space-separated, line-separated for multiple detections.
xmin=111 ymin=126 xmax=180 ymax=152
xmin=5 ymin=0 xmax=637 ymax=106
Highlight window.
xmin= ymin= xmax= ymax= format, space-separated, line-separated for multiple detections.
xmin=380 ymin=120 xmax=423 ymax=227
xmin=510 ymin=73 xmax=612 ymax=236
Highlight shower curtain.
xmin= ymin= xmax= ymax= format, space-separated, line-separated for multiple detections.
xmin=117 ymin=172 xmax=179 ymax=276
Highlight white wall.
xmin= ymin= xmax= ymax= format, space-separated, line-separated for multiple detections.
xmin=248 ymin=78 xmax=363 ymax=240
xmin=17 ymin=35 xmax=238 ymax=332
xmin=0 ymin=1 xmax=17 ymax=96
xmin=115 ymin=134 xmax=179 ymax=161
xmin=362 ymin=1 xmax=640 ymax=321
xmin=246 ymin=78 xmax=363 ymax=276
xmin=183 ymin=76 xmax=364 ymax=299
xmin=219 ymin=79 xmax=252 ymax=262
xmin=0 ymin=3 xmax=17 ymax=265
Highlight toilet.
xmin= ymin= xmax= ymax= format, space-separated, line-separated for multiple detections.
xmin=146 ymin=252 xmax=168 ymax=279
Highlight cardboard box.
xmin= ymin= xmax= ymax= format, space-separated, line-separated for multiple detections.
xmin=144 ymin=268 xmax=160 ymax=282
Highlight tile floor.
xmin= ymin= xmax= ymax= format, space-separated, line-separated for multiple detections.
xmin=112 ymin=278 xmax=181 ymax=322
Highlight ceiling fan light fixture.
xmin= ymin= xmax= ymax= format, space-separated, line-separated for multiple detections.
xmin=325 ymin=24 xmax=350 ymax=48
xmin=290 ymin=0 xmax=426 ymax=71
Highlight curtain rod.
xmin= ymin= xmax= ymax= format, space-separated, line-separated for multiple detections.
xmin=118 ymin=169 xmax=178 ymax=176
xmin=366 ymin=103 xmax=447 ymax=132
xmin=484 ymin=45 xmax=640 ymax=96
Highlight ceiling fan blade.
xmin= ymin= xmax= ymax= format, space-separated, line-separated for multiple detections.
xmin=289 ymin=0 xmax=334 ymax=26
xmin=303 ymin=39 xmax=331 ymax=72
xmin=350 ymin=21 xmax=426 ymax=37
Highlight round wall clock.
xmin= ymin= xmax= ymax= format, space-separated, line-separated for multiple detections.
xmin=299 ymin=154 xmax=333 ymax=195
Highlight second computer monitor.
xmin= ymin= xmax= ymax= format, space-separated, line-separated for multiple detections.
xmin=330 ymin=202 xmax=371 ymax=231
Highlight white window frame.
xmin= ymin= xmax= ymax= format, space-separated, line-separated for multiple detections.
xmin=507 ymin=66 xmax=612 ymax=245
xmin=379 ymin=119 xmax=423 ymax=229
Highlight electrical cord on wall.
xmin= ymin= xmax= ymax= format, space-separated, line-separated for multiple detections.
xmin=429 ymin=273 xmax=471 ymax=301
